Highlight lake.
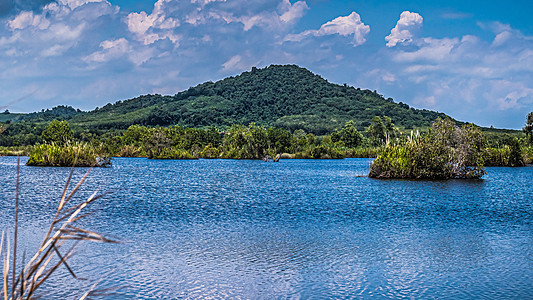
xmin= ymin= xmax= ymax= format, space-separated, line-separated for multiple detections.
xmin=1 ymin=156 xmax=532 ymax=299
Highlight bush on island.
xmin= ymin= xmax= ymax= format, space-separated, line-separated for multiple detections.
xmin=369 ymin=118 xmax=486 ymax=179
xmin=26 ymin=142 xmax=111 ymax=167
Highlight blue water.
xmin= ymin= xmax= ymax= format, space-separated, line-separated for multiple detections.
xmin=0 ymin=157 xmax=532 ymax=299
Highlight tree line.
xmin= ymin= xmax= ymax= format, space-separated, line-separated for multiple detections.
xmin=2 ymin=113 xmax=531 ymax=170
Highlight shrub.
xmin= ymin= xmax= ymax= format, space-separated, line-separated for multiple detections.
xmin=369 ymin=119 xmax=486 ymax=179
xmin=41 ymin=120 xmax=73 ymax=145
xmin=26 ymin=142 xmax=112 ymax=167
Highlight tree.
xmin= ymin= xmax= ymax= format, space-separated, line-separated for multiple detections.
xmin=508 ymin=138 xmax=525 ymax=167
xmin=523 ymin=112 xmax=533 ymax=144
xmin=365 ymin=116 xmax=397 ymax=145
xmin=365 ymin=116 xmax=386 ymax=145
xmin=332 ymin=121 xmax=363 ymax=148
xmin=3 ymin=109 xmax=9 ymax=114
xmin=41 ymin=120 xmax=73 ymax=144
xmin=383 ymin=116 xmax=398 ymax=140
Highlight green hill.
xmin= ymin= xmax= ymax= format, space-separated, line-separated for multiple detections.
xmin=69 ymin=65 xmax=449 ymax=134
xmin=0 ymin=112 xmax=26 ymax=123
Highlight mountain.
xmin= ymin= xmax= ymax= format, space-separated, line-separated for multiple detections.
xmin=69 ymin=65 xmax=448 ymax=134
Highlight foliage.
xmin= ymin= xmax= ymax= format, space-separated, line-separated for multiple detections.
xmin=26 ymin=142 xmax=111 ymax=167
xmin=41 ymin=120 xmax=73 ymax=145
xmin=23 ymin=105 xmax=83 ymax=122
xmin=369 ymin=118 xmax=487 ymax=179
xmin=331 ymin=121 xmax=363 ymax=148
xmin=508 ymin=138 xmax=525 ymax=167
xmin=365 ymin=116 xmax=398 ymax=145
xmin=523 ymin=112 xmax=533 ymax=144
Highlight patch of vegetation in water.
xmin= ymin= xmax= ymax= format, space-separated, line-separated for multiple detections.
xmin=26 ymin=142 xmax=112 ymax=167
xmin=369 ymin=118 xmax=487 ymax=179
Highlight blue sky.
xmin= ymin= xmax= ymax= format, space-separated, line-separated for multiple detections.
xmin=1 ymin=0 xmax=532 ymax=129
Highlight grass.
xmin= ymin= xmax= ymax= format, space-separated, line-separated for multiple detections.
xmin=1 ymin=158 xmax=118 ymax=299
xmin=26 ymin=143 xmax=111 ymax=167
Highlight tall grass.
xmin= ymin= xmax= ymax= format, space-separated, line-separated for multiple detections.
xmin=1 ymin=158 xmax=118 ymax=299
xmin=370 ymin=120 xmax=487 ymax=179
xmin=26 ymin=142 xmax=111 ymax=167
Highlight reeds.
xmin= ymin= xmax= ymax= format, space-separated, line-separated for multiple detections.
xmin=26 ymin=142 xmax=111 ymax=167
xmin=1 ymin=158 xmax=118 ymax=299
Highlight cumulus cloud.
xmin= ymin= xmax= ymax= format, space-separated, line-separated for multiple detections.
xmin=184 ymin=0 xmax=308 ymax=31
xmin=56 ymin=0 xmax=107 ymax=10
xmin=2 ymin=0 xmax=117 ymax=59
xmin=84 ymin=38 xmax=131 ymax=63
xmin=84 ymin=38 xmax=155 ymax=66
xmin=279 ymin=0 xmax=308 ymax=23
xmin=126 ymin=0 xmax=180 ymax=46
xmin=393 ymin=37 xmax=459 ymax=62
xmin=385 ymin=11 xmax=423 ymax=47
xmin=285 ymin=11 xmax=370 ymax=46
xmin=8 ymin=10 xmax=49 ymax=30
xmin=375 ymin=21 xmax=533 ymax=127
xmin=190 ymin=0 xmax=226 ymax=7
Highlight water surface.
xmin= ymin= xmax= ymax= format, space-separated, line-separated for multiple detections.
xmin=0 ymin=157 xmax=532 ymax=298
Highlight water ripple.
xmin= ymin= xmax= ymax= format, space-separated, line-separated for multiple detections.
xmin=0 ymin=156 xmax=532 ymax=299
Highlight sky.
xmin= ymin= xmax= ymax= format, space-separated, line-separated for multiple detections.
xmin=0 ymin=0 xmax=532 ymax=129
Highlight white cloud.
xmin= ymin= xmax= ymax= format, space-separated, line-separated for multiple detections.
xmin=41 ymin=44 xmax=69 ymax=57
xmin=279 ymin=0 xmax=308 ymax=23
xmin=84 ymin=38 xmax=131 ymax=63
xmin=184 ymin=0 xmax=308 ymax=32
xmin=190 ymin=0 xmax=227 ymax=6
xmin=57 ymin=0 xmax=108 ymax=10
xmin=488 ymin=80 xmax=533 ymax=110
xmin=221 ymin=54 xmax=259 ymax=72
xmin=8 ymin=11 xmax=50 ymax=30
xmin=126 ymin=0 xmax=180 ymax=46
xmin=222 ymin=55 xmax=244 ymax=71
xmin=393 ymin=37 xmax=459 ymax=62
xmin=385 ymin=11 xmax=423 ymax=47
xmin=84 ymin=38 xmax=154 ymax=66
xmin=285 ymin=11 xmax=370 ymax=46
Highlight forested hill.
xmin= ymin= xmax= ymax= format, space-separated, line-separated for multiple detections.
xmin=68 ymin=64 xmax=447 ymax=134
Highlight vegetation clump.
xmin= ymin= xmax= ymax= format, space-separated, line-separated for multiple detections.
xmin=26 ymin=142 xmax=111 ymax=167
xmin=369 ymin=118 xmax=486 ymax=179
xmin=25 ymin=120 xmax=111 ymax=167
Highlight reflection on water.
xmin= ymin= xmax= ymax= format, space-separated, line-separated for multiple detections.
xmin=0 ymin=157 xmax=532 ymax=299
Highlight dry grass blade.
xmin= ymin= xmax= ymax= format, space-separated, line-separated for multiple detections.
xmin=79 ymin=283 xmax=123 ymax=299
xmin=54 ymin=191 xmax=113 ymax=225
xmin=52 ymin=245 xmax=79 ymax=280
xmin=12 ymin=156 xmax=20 ymax=299
xmin=59 ymin=226 xmax=119 ymax=244
xmin=3 ymin=236 xmax=9 ymax=300
xmin=1 ymin=158 xmax=118 ymax=299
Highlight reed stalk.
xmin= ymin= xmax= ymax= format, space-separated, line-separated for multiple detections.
xmin=1 ymin=157 xmax=118 ymax=299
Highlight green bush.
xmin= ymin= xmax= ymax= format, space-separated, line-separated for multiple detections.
xmin=369 ymin=119 xmax=486 ymax=179
xmin=27 ymin=142 xmax=111 ymax=167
